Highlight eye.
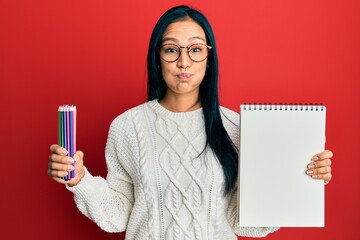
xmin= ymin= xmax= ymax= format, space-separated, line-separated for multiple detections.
xmin=162 ymin=45 xmax=178 ymax=53
xmin=190 ymin=45 xmax=204 ymax=53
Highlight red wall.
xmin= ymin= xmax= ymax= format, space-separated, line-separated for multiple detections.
xmin=1 ymin=0 xmax=359 ymax=239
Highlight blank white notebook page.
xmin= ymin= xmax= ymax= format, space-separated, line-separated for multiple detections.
xmin=238 ymin=104 xmax=326 ymax=227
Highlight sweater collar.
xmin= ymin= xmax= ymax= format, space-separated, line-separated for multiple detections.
xmin=148 ymin=99 xmax=203 ymax=122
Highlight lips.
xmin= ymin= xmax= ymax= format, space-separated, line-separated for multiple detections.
xmin=176 ymin=73 xmax=192 ymax=80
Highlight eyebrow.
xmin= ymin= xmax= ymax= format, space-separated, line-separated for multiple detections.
xmin=162 ymin=36 xmax=206 ymax=43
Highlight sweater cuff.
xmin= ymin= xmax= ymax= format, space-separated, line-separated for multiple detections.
xmin=66 ymin=166 xmax=96 ymax=199
xmin=234 ymin=226 xmax=280 ymax=237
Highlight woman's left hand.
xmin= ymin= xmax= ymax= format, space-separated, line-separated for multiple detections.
xmin=306 ymin=150 xmax=333 ymax=185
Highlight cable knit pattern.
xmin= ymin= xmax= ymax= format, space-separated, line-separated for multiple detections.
xmin=133 ymin=106 xmax=156 ymax=240
xmin=67 ymin=100 xmax=279 ymax=239
xmin=155 ymin=107 xmax=206 ymax=240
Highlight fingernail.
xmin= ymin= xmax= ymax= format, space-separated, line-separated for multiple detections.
xmin=308 ymin=164 xmax=315 ymax=169
xmin=61 ymin=148 xmax=68 ymax=156
xmin=67 ymin=158 xmax=75 ymax=164
xmin=306 ymin=170 xmax=313 ymax=175
xmin=312 ymin=156 xmax=319 ymax=161
xmin=67 ymin=165 xmax=75 ymax=171
xmin=312 ymin=175 xmax=318 ymax=179
xmin=73 ymin=154 xmax=79 ymax=162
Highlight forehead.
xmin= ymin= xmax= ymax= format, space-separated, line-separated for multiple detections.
xmin=162 ymin=19 xmax=206 ymax=43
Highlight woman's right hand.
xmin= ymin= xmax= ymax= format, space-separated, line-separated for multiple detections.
xmin=48 ymin=144 xmax=85 ymax=187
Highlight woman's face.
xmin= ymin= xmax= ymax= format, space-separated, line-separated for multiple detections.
xmin=160 ymin=19 xmax=208 ymax=98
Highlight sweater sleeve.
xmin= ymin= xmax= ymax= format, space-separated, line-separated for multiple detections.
xmin=220 ymin=107 xmax=280 ymax=237
xmin=67 ymin=111 xmax=136 ymax=233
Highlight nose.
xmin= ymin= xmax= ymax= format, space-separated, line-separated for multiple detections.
xmin=176 ymin=48 xmax=191 ymax=69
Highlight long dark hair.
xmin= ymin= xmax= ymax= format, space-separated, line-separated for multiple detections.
xmin=147 ymin=5 xmax=238 ymax=195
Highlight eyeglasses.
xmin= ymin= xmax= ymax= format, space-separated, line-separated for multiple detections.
xmin=158 ymin=43 xmax=212 ymax=63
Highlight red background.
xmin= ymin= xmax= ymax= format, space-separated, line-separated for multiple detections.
xmin=1 ymin=0 xmax=359 ymax=239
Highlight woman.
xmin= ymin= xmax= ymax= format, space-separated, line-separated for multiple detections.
xmin=48 ymin=5 xmax=333 ymax=239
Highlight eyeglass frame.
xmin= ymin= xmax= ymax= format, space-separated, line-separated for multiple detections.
xmin=157 ymin=43 xmax=212 ymax=63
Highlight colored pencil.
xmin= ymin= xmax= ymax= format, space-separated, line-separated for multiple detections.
xmin=58 ymin=104 xmax=77 ymax=180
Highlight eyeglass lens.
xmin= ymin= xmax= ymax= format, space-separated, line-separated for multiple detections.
xmin=159 ymin=44 xmax=210 ymax=62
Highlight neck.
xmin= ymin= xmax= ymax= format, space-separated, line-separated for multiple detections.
xmin=159 ymin=92 xmax=201 ymax=112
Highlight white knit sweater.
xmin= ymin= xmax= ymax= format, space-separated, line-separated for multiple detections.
xmin=68 ymin=100 xmax=279 ymax=239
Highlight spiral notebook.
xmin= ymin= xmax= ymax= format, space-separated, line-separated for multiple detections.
xmin=238 ymin=104 xmax=326 ymax=227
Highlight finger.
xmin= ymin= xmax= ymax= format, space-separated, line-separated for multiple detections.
xmin=48 ymin=166 xmax=80 ymax=185
xmin=50 ymin=144 xmax=68 ymax=156
xmin=52 ymin=176 xmax=67 ymax=184
xmin=306 ymin=166 xmax=331 ymax=176
xmin=73 ymin=152 xmax=84 ymax=176
xmin=73 ymin=151 xmax=84 ymax=162
xmin=49 ymin=153 xmax=75 ymax=164
xmin=323 ymin=172 xmax=332 ymax=183
xmin=311 ymin=172 xmax=332 ymax=182
xmin=51 ymin=174 xmax=77 ymax=185
xmin=66 ymin=166 xmax=86 ymax=187
xmin=48 ymin=168 xmax=70 ymax=178
xmin=49 ymin=161 xmax=75 ymax=172
xmin=312 ymin=150 xmax=333 ymax=161
xmin=324 ymin=177 xmax=331 ymax=185
xmin=308 ymin=159 xmax=332 ymax=170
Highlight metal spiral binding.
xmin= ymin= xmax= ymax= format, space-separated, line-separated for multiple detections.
xmin=242 ymin=103 xmax=325 ymax=111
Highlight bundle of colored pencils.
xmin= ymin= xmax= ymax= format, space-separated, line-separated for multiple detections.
xmin=58 ymin=105 xmax=76 ymax=181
